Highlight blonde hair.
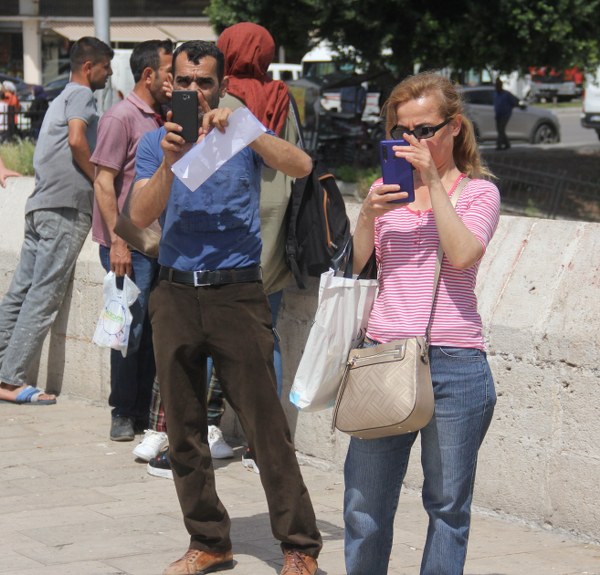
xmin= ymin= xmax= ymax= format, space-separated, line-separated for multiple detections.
xmin=382 ymin=71 xmax=493 ymax=179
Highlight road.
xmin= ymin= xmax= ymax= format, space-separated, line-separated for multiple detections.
xmin=553 ymin=106 xmax=598 ymax=146
xmin=479 ymin=105 xmax=599 ymax=150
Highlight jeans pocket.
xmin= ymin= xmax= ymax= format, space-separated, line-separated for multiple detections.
xmin=437 ymin=346 xmax=484 ymax=361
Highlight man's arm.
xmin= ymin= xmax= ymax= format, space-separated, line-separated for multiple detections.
xmin=250 ymin=133 xmax=312 ymax=178
xmin=129 ymin=159 xmax=174 ymax=229
xmin=68 ymin=118 xmax=95 ymax=182
xmin=94 ymin=166 xmax=132 ymax=277
xmin=129 ymin=123 xmax=182 ymax=229
xmin=199 ymin=107 xmax=312 ymax=179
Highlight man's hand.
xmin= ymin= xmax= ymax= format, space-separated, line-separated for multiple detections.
xmin=109 ymin=237 xmax=132 ymax=277
xmin=162 ymin=73 xmax=173 ymax=100
xmin=200 ymin=107 xmax=233 ymax=136
xmin=0 ymin=163 xmax=21 ymax=188
xmin=160 ymin=110 xmax=194 ymax=168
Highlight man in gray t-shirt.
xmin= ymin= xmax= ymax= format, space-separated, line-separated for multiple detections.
xmin=0 ymin=37 xmax=113 ymax=405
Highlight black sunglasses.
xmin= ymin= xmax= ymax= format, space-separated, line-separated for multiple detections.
xmin=390 ymin=117 xmax=452 ymax=141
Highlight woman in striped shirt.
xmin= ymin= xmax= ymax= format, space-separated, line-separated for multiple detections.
xmin=344 ymin=72 xmax=501 ymax=575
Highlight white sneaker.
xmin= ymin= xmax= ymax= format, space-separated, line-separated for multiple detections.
xmin=133 ymin=430 xmax=168 ymax=462
xmin=208 ymin=425 xmax=234 ymax=459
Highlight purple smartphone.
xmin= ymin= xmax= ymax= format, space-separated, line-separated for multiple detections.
xmin=380 ymin=139 xmax=415 ymax=203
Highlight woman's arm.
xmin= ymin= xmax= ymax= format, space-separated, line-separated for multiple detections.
xmin=353 ymin=181 xmax=410 ymax=272
xmin=394 ymin=134 xmax=484 ymax=270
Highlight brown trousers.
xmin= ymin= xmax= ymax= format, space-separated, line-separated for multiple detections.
xmin=149 ymin=279 xmax=322 ymax=557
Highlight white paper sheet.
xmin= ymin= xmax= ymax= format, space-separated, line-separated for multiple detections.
xmin=170 ymin=107 xmax=267 ymax=191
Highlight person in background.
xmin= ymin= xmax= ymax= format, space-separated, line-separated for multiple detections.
xmin=2 ymin=81 xmax=20 ymax=132
xmin=340 ymin=75 xmax=367 ymax=119
xmin=0 ymin=86 xmax=9 ymax=139
xmin=213 ymin=20 xmax=301 ymax=472
xmin=493 ymin=77 xmax=518 ymax=150
xmin=344 ymin=72 xmax=500 ymax=575
xmin=129 ymin=40 xmax=321 ymax=575
xmin=0 ymin=37 xmax=113 ymax=405
xmin=91 ymin=39 xmax=173 ymax=445
xmin=0 ymin=157 xmax=21 ymax=187
xmin=25 ymin=85 xmax=49 ymax=139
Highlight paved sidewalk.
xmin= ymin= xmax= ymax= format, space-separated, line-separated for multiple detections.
xmin=1 ymin=397 xmax=599 ymax=575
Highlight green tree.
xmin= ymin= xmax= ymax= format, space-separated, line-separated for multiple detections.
xmin=307 ymin=0 xmax=600 ymax=76
xmin=207 ymin=0 xmax=600 ymax=77
xmin=206 ymin=0 xmax=317 ymax=62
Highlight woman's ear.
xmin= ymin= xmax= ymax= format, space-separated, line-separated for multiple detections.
xmin=451 ymin=114 xmax=463 ymax=137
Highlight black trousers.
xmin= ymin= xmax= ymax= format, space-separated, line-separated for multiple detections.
xmin=149 ymin=278 xmax=322 ymax=557
xmin=495 ymin=114 xmax=511 ymax=149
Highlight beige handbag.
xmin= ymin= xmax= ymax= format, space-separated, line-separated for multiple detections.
xmin=332 ymin=177 xmax=470 ymax=440
xmin=332 ymin=336 xmax=434 ymax=439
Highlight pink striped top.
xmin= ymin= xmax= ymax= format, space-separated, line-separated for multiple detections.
xmin=366 ymin=174 xmax=500 ymax=350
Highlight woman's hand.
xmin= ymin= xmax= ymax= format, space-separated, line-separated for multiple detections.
xmin=361 ymin=183 xmax=410 ymax=219
xmin=392 ymin=133 xmax=440 ymax=188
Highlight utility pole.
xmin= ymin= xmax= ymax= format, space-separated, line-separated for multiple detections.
xmin=93 ymin=0 xmax=113 ymax=112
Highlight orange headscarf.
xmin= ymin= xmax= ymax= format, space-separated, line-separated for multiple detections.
xmin=217 ymin=22 xmax=290 ymax=136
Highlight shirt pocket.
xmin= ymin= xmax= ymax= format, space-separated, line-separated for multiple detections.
xmin=175 ymin=161 xmax=253 ymax=234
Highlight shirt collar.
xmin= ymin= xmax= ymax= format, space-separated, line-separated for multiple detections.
xmin=127 ymin=91 xmax=163 ymax=125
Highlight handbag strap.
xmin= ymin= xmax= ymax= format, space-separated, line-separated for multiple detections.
xmin=424 ymin=175 xmax=471 ymax=343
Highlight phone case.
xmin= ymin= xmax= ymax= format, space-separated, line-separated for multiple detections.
xmin=380 ymin=139 xmax=415 ymax=203
xmin=171 ymin=90 xmax=199 ymax=143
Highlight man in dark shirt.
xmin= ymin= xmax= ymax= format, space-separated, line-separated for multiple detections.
xmin=493 ymin=78 xmax=519 ymax=150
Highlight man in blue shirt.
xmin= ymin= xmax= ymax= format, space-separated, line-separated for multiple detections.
xmin=493 ymin=78 xmax=519 ymax=150
xmin=130 ymin=41 xmax=321 ymax=575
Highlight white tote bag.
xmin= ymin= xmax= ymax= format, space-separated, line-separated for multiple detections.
xmin=92 ymin=271 xmax=140 ymax=357
xmin=290 ymin=269 xmax=378 ymax=412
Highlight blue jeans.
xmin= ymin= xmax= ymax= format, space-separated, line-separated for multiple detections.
xmin=0 ymin=208 xmax=91 ymax=386
xmin=344 ymin=345 xmax=496 ymax=575
xmin=99 ymin=246 xmax=159 ymax=423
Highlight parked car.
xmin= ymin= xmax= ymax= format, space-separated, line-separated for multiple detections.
xmin=460 ymin=85 xmax=561 ymax=144
xmin=43 ymin=73 xmax=70 ymax=101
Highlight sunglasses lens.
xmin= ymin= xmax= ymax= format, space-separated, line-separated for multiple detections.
xmin=391 ymin=126 xmax=403 ymax=140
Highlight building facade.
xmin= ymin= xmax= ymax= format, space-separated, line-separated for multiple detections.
xmin=0 ymin=0 xmax=213 ymax=85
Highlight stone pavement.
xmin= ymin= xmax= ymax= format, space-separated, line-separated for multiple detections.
xmin=1 ymin=397 xmax=599 ymax=575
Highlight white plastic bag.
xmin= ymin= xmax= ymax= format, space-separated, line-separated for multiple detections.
xmin=92 ymin=271 xmax=140 ymax=357
xmin=290 ymin=269 xmax=378 ymax=412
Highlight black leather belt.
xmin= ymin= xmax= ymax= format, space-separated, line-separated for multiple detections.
xmin=159 ymin=265 xmax=262 ymax=287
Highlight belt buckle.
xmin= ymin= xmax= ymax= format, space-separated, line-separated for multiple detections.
xmin=193 ymin=271 xmax=211 ymax=287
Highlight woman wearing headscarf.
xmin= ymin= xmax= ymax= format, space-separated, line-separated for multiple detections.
xmin=207 ymin=22 xmax=301 ymax=473
xmin=146 ymin=23 xmax=304 ymax=481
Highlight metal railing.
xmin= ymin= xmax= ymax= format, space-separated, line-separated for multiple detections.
xmin=484 ymin=155 xmax=600 ymax=222
xmin=0 ymin=104 xmax=43 ymax=142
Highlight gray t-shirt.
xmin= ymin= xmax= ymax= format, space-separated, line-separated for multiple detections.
xmin=26 ymin=82 xmax=98 ymax=216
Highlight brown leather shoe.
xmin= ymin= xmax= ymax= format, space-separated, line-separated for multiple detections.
xmin=162 ymin=548 xmax=234 ymax=574
xmin=280 ymin=550 xmax=318 ymax=575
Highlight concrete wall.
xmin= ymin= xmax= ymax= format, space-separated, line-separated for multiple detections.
xmin=1 ymin=177 xmax=598 ymax=542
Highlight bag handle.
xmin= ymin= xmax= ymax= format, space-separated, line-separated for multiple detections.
xmin=288 ymin=92 xmax=306 ymax=150
xmin=424 ymin=175 xmax=471 ymax=343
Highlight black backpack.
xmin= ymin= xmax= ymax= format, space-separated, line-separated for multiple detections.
xmin=285 ymin=165 xmax=351 ymax=289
